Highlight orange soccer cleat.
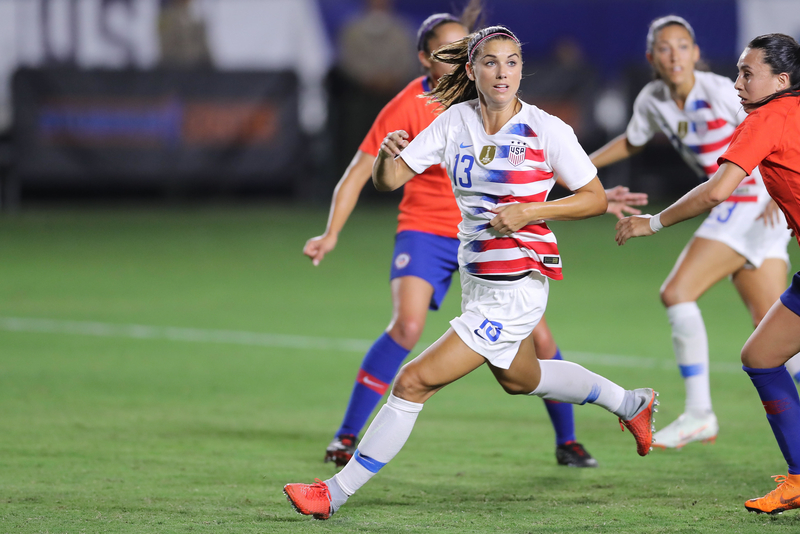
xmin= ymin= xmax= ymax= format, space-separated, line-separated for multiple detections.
xmin=284 ymin=478 xmax=333 ymax=520
xmin=745 ymin=474 xmax=800 ymax=515
xmin=618 ymin=388 xmax=658 ymax=456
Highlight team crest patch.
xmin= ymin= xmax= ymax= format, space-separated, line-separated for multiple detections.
xmin=677 ymin=121 xmax=688 ymax=138
xmin=394 ymin=253 xmax=410 ymax=269
xmin=507 ymin=140 xmax=526 ymax=167
xmin=479 ymin=145 xmax=496 ymax=165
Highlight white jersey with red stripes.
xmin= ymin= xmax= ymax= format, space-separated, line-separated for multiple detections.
xmin=400 ymin=99 xmax=596 ymax=280
xmin=627 ymin=70 xmax=791 ymax=268
xmin=626 ymin=70 xmax=764 ymax=203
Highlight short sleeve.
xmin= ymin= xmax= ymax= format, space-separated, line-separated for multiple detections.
xmin=400 ymin=109 xmax=449 ymax=174
xmin=546 ymin=117 xmax=597 ymax=191
xmin=359 ymin=91 xmax=414 ymax=157
xmin=625 ymin=87 xmax=658 ymax=147
xmin=718 ymin=107 xmax=781 ymax=173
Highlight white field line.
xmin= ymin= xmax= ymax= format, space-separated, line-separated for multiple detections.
xmin=0 ymin=316 xmax=743 ymax=374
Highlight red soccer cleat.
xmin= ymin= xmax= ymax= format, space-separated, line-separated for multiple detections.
xmin=284 ymin=478 xmax=333 ymax=520
xmin=618 ymin=388 xmax=658 ymax=456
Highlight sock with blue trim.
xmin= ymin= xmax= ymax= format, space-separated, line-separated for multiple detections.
xmin=331 ymin=394 xmax=423 ymax=501
xmin=336 ymin=333 xmax=411 ymax=437
xmin=531 ymin=359 xmax=625 ymax=415
xmin=744 ymin=365 xmax=800 ymax=474
xmin=541 ymin=348 xmax=576 ymax=445
xmin=666 ymin=302 xmax=712 ymax=415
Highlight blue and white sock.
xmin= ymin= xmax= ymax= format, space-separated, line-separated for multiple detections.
xmin=744 ymin=365 xmax=800 ymax=475
xmin=531 ymin=359 xmax=625 ymax=415
xmin=667 ymin=302 xmax=712 ymax=415
xmin=336 ymin=333 xmax=410 ymax=437
xmin=541 ymin=348 xmax=576 ymax=445
xmin=332 ymin=394 xmax=423 ymax=502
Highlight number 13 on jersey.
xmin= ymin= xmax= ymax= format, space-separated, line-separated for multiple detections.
xmin=452 ymin=154 xmax=474 ymax=189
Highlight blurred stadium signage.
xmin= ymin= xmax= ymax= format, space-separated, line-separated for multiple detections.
xmin=13 ymin=68 xmax=301 ymax=189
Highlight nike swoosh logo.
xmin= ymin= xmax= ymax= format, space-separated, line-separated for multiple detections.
xmin=473 ymin=329 xmax=487 ymax=341
xmin=361 ymin=376 xmax=384 ymax=388
xmin=678 ymin=425 xmax=709 ymax=442
xmin=780 ymin=494 xmax=800 ymax=504
xmin=460 ymin=143 xmax=473 ymax=149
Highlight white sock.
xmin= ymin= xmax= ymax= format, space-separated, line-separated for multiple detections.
xmin=666 ymin=302 xmax=712 ymax=415
xmin=332 ymin=394 xmax=423 ymax=498
xmin=785 ymin=353 xmax=800 ymax=383
xmin=530 ymin=359 xmax=625 ymax=414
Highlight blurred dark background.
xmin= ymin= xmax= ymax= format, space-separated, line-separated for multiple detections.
xmin=1 ymin=0 xmax=798 ymax=210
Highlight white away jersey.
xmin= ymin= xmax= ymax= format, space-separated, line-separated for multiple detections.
xmin=400 ymin=99 xmax=597 ymax=280
xmin=626 ymin=70 xmax=765 ymax=203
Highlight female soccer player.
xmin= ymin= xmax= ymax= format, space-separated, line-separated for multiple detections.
xmin=286 ymin=26 xmax=657 ymax=520
xmin=590 ymin=15 xmax=798 ymax=450
xmin=305 ymin=5 xmax=642 ymax=468
xmin=615 ymin=32 xmax=800 ymax=515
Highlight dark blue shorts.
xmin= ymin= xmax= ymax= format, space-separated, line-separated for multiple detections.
xmin=390 ymin=230 xmax=459 ymax=311
xmin=780 ymin=271 xmax=800 ymax=317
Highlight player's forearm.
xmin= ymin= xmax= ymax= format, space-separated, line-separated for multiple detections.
xmin=659 ymin=162 xmax=746 ymax=228
xmin=589 ymin=134 xmax=643 ymax=169
xmin=324 ymin=152 xmax=375 ymax=236
xmin=528 ymin=178 xmax=608 ymax=221
xmin=372 ymin=153 xmax=405 ymax=192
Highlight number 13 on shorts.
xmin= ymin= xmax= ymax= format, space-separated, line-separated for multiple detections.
xmin=474 ymin=318 xmax=503 ymax=342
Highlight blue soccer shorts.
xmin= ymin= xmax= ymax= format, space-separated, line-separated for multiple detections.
xmin=780 ymin=271 xmax=800 ymax=317
xmin=390 ymin=230 xmax=459 ymax=311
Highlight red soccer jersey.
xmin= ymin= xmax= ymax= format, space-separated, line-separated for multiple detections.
xmin=359 ymin=77 xmax=461 ymax=238
xmin=719 ymin=96 xmax=800 ymax=246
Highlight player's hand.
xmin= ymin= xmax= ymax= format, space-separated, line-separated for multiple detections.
xmin=615 ymin=215 xmax=656 ymax=245
xmin=303 ymin=234 xmax=338 ymax=266
xmin=604 ymin=186 xmax=648 ymax=219
xmin=757 ymin=199 xmax=782 ymax=228
xmin=607 ymin=201 xmax=643 ymax=219
xmin=490 ymin=203 xmax=541 ymax=235
xmin=379 ymin=130 xmax=409 ymax=157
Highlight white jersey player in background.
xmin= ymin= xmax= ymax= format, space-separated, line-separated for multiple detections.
xmin=590 ymin=15 xmax=800 ymax=449
xmin=283 ymin=26 xmax=658 ymax=520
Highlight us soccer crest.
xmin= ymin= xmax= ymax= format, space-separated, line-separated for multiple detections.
xmin=479 ymin=145 xmax=496 ymax=165
xmin=677 ymin=121 xmax=689 ymax=138
xmin=507 ymin=140 xmax=526 ymax=167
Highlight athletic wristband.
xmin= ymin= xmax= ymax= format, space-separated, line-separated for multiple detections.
xmin=649 ymin=213 xmax=664 ymax=233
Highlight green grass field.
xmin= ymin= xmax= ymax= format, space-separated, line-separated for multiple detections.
xmin=1 ymin=203 xmax=800 ymax=533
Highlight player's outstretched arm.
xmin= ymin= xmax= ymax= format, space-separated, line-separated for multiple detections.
xmin=372 ymin=130 xmax=417 ymax=192
xmin=589 ymin=133 xmax=645 ymax=169
xmin=605 ymin=185 xmax=649 ymax=219
xmin=615 ymin=162 xmax=748 ymax=245
xmin=303 ymin=151 xmax=376 ymax=266
xmin=490 ymin=177 xmax=608 ymax=235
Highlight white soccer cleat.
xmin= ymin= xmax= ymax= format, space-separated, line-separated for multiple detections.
xmin=651 ymin=411 xmax=718 ymax=449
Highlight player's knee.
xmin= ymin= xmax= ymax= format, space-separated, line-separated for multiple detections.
xmin=388 ymin=317 xmax=425 ymax=349
xmin=741 ymin=341 xmax=757 ymax=368
xmin=392 ymin=363 xmax=430 ymax=401
xmin=495 ymin=376 xmax=528 ymax=395
xmin=660 ymin=281 xmax=686 ymax=307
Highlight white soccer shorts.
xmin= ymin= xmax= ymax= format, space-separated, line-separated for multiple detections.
xmin=450 ymin=270 xmax=548 ymax=370
xmin=695 ymin=198 xmax=791 ymax=268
